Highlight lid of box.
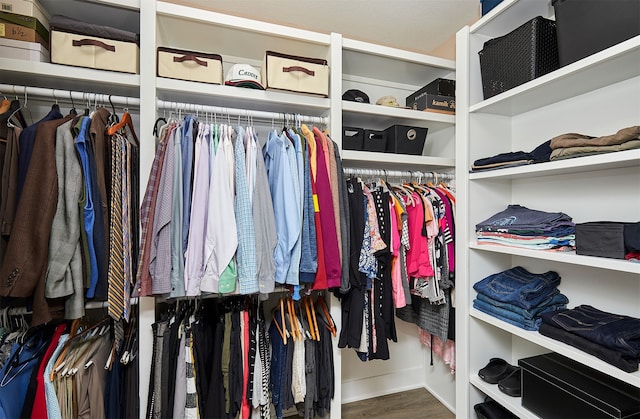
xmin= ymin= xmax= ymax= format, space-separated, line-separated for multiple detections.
xmin=0 ymin=35 xmax=47 ymax=51
xmin=519 ymin=353 xmax=640 ymax=417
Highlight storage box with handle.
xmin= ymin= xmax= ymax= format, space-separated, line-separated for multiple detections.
xmin=157 ymin=47 xmax=222 ymax=84
xmin=363 ymin=130 xmax=387 ymax=152
xmin=262 ymin=50 xmax=329 ymax=97
xmin=50 ymin=15 xmax=139 ymax=74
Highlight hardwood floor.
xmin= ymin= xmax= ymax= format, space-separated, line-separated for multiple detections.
xmin=341 ymin=388 xmax=455 ymax=419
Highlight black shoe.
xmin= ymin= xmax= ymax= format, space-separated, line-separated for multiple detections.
xmin=474 ymin=397 xmax=520 ymax=419
xmin=498 ymin=367 xmax=522 ymax=397
xmin=479 ymin=358 xmax=516 ymax=384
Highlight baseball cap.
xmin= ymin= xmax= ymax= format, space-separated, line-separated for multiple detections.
xmin=376 ymin=95 xmax=402 ymax=107
xmin=225 ymin=64 xmax=265 ymax=90
xmin=342 ymin=89 xmax=370 ymax=103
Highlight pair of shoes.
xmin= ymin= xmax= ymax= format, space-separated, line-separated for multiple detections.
xmin=478 ymin=358 xmax=516 ymax=384
xmin=498 ymin=367 xmax=521 ymax=397
xmin=478 ymin=358 xmax=522 ymax=397
xmin=473 ymin=397 xmax=519 ymax=419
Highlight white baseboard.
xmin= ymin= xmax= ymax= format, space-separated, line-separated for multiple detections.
xmin=340 ymin=366 xmax=424 ymax=404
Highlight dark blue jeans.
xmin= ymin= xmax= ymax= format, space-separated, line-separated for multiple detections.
xmin=541 ymin=305 xmax=640 ymax=358
xmin=539 ymin=322 xmax=638 ymax=372
xmin=473 ymin=266 xmax=561 ymax=310
xmin=476 ymin=292 xmax=568 ymax=319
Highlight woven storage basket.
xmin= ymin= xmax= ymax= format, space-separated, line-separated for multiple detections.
xmin=479 ymin=16 xmax=559 ymax=100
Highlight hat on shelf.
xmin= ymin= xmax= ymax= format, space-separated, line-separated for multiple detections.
xmin=342 ymin=89 xmax=370 ymax=103
xmin=225 ymin=64 xmax=265 ymax=89
xmin=375 ymin=95 xmax=403 ymax=107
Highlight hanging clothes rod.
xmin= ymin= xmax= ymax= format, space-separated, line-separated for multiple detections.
xmin=0 ymin=84 xmax=140 ymax=109
xmin=343 ymin=167 xmax=455 ymax=181
xmin=156 ymin=99 xmax=328 ymax=125
xmin=3 ymin=298 xmax=140 ymax=316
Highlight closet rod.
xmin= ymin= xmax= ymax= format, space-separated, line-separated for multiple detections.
xmin=0 ymin=84 xmax=141 ymax=109
xmin=3 ymin=298 xmax=140 ymax=316
xmin=156 ymin=99 xmax=328 ymax=125
xmin=343 ymin=167 xmax=455 ymax=181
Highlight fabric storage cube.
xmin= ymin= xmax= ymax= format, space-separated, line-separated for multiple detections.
xmin=342 ymin=126 xmax=364 ymax=151
xmin=383 ymin=125 xmax=427 ymax=155
xmin=50 ymin=15 xmax=139 ymax=74
xmin=575 ymin=221 xmax=639 ymax=259
xmin=262 ymin=50 xmax=329 ymax=97
xmin=157 ymin=47 xmax=222 ymax=84
xmin=519 ymin=353 xmax=640 ymax=419
xmin=552 ymin=0 xmax=640 ymax=67
xmin=479 ymin=16 xmax=559 ymax=99
xmin=363 ymin=130 xmax=387 ymax=152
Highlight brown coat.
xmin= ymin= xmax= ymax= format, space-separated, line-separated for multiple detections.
xmin=0 ymin=115 xmax=73 ymax=324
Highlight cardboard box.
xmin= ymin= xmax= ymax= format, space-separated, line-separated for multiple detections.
xmin=0 ymin=19 xmax=48 ymax=50
xmin=406 ymin=89 xmax=455 ymax=114
xmin=0 ymin=36 xmax=48 ymax=61
xmin=0 ymin=0 xmax=49 ymax=28
xmin=0 ymin=10 xmax=47 ymax=39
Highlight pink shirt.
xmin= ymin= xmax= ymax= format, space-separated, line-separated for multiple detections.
xmin=389 ymin=197 xmax=406 ymax=308
xmin=404 ymin=192 xmax=434 ymax=278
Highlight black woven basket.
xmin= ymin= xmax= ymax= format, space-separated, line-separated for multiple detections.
xmin=479 ymin=16 xmax=559 ymax=100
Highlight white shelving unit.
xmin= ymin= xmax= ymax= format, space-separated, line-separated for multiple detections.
xmin=2 ymin=1 xmax=460 ymax=417
xmin=337 ymin=37 xmax=457 ymax=410
xmin=456 ymin=0 xmax=640 ymax=417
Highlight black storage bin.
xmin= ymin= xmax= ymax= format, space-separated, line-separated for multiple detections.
xmin=575 ymin=221 xmax=636 ymax=259
xmin=519 ymin=352 xmax=640 ymax=419
xmin=479 ymin=16 xmax=559 ymax=100
xmin=383 ymin=125 xmax=427 ymax=155
xmin=363 ymin=130 xmax=387 ymax=152
xmin=342 ymin=126 xmax=364 ymax=151
xmin=552 ymin=0 xmax=640 ymax=67
xmin=423 ymin=78 xmax=456 ymax=97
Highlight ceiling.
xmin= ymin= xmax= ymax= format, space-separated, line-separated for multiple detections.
xmin=175 ymin=0 xmax=481 ymax=56
xmin=38 ymin=0 xmax=480 ymax=58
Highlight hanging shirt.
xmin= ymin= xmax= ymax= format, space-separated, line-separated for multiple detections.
xmin=263 ymin=130 xmax=299 ymax=285
xmin=285 ymin=129 xmax=302 ymax=288
xmin=298 ymin=130 xmax=318 ymax=284
xmin=235 ymin=125 xmax=258 ymax=294
xmin=184 ymin=122 xmax=210 ymax=296
xmin=252 ymin=129 xmax=277 ymax=295
xmin=202 ymin=124 xmax=238 ymax=293
xmin=74 ymin=116 xmax=101 ymax=298
xmin=182 ymin=115 xmax=195 ymax=254
xmin=150 ymin=124 xmax=177 ymax=295
xmin=170 ymin=122 xmax=186 ymax=298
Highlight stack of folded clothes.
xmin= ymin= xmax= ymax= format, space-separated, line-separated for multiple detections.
xmin=471 ymin=140 xmax=552 ymax=171
xmin=476 ymin=204 xmax=575 ymax=250
xmin=540 ymin=305 xmax=640 ymax=372
xmin=473 ymin=266 xmax=568 ymax=331
xmin=550 ymin=125 xmax=640 ymax=161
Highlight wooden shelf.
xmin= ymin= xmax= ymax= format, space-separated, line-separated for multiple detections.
xmin=471 ymin=309 xmax=640 ymax=388
xmin=469 ymin=243 xmax=640 ymax=275
xmin=469 ymin=149 xmax=640 ymax=180
xmin=0 ymin=58 xmax=140 ymax=98
xmin=156 ymin=77 xmax=330 ymax=116
xmin=341 ymin=150 xmax=454 ymax=171
xmin=342 ymin=101 xmax=454 ymax=132
xmin=470 ymin=375 xmax=539 ymax=419
xmin=469 ymin=36 xmax=640 ymax=116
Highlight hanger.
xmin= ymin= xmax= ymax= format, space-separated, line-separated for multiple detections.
xmin=108 ymin=95 xmax=120 ymax=126
xmin=68 ymin=91 xmax=77 ymax=116
xmin=316 ymin=295 xmax=336 ymax=337
xmin=106 ymin=108 xmax=139 ymax=147
xmin=50 ymin=89 xmax=60 ymax=114
xmin=6 ymin=87 xmax=29 ymax=129
xmin=271 ymin=297 xmax=288 ymax=344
